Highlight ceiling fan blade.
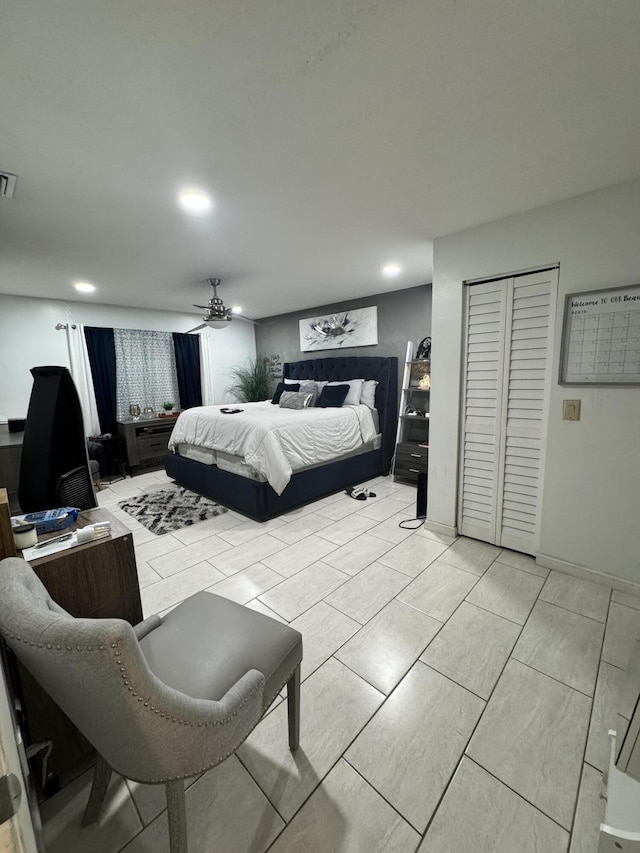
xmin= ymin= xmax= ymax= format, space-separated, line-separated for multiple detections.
xmin=233 ymin=314 xmax=258 ymax=325
xmin=187 ymin=323 xmax=208 ymax=333
xmin=193 ymin=303 xmax=211 ymax=310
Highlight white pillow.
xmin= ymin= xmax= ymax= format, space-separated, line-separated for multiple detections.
xmin=360 ymin=380 xmax=378 ymax=409
xmin=326 ymin=379 xmax=365 ymax=407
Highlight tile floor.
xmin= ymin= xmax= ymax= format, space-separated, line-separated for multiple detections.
xmin=39 ymin=469 xmax=640 ymax=853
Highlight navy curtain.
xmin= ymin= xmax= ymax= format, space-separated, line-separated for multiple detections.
xmin=172 ymin=332 xmax=202 ymax=410
xmin=84 ymin=326 xmax=117 ymax=434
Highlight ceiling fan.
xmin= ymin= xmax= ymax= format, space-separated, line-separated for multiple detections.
xmin=188 ymin=278 xmax=256 ymax=332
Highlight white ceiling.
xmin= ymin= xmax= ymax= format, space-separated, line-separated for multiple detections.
xmin=1 ymin=0 xmax=640 ymax=320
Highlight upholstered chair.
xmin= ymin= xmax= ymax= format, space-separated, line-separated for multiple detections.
xmin=0 ymin=557 xmax=302 ymax=853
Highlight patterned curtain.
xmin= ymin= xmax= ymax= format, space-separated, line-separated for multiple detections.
xmin=114 ymin=329 xmax=180 ymax=421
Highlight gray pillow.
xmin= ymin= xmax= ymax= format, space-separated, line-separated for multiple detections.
xmin=298 ymin=380 xmax=320 ymax=405
xmin=279 ymin=390 xmax=313 ymax=410
xmin=360 ymin=380 xmax=378 ymax=409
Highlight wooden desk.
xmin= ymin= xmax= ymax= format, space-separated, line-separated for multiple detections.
xmin=0 ymin=431 xmax=23 ymax=512
xmin=11 ymin=507 xmax=143 ymax=783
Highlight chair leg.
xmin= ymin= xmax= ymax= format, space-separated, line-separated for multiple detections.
xmin=82 ymin=754 xmax=112 ymax=826
xmin=166 ymin=780 xmax=188 ymax=853
xmin=287 ymin=664 xmax=301 ymax=750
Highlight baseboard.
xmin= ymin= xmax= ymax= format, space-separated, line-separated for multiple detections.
xmin=424 ymin=520 xmax=458 ymax=538
xmin=536 ymin=552 xmax=640 ymax=596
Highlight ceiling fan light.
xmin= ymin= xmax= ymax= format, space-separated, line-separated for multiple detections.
xmin=206 ymin=318 xmax=232 ymax=329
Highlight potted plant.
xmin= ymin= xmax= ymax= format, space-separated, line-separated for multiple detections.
xmin=160 ymin=401 xmax=176 ymax=418
xmin=226 ymin=359 xmax=270 ymax=402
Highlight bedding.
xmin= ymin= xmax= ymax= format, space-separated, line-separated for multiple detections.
xmin=166 ymin=355 xmax=398 ymax=522
xmin=279 ymin=390 xmax=314 ymax=409
xmin=168 ymin=400 xmax=378 ymax=495
xmin=287 ymin=376 xmax=378 ymax=409
xmin=315 ymin=384 xmax=349 ymax=408
xmin=271 ymin=381 xmax=299 ymax=403
xmin=175 ymin=438 xmax=382 ymax=480
xmin=326 ymin=379 xmax=364 ymax=406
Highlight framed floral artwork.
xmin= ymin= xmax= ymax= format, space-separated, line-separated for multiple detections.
xmin=299 ymin=306 xmax=378 ymax=352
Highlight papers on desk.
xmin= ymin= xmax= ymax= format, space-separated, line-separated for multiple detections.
xmin=22 ymin=533 xmax=79 ymax=560
xmin=21 ymin=522 xmax=112 ymax=561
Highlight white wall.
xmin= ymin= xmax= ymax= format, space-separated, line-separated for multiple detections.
xmin=429 ymin=178 xmax=640 ymax=589
xmin=0 ymin=295 xmax=256 ymax=419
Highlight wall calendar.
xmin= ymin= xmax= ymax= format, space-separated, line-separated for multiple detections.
xmin=559 ymin=283 xmax=640 ymax=385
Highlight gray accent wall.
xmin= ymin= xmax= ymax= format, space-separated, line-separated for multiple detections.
xmin=255 ymin=284 xmax=432 ymax=390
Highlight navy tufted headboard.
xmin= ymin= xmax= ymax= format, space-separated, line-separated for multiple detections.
xmin=283 ymin=356 xmax=398 ymax=473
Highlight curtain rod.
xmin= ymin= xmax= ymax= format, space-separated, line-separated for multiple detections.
xmin=55 ymin=323 xmax=77 ymax=330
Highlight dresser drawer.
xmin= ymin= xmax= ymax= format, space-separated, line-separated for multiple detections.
xmin=394 ymin=441 xmax=428 ymax=483
xmin=137 ymin=432 xmax=171 ymax=460
xmin=394 ymin=460 xmax=427 ymax=479
xmin=395 ymin=443 xmax=429 ymax=467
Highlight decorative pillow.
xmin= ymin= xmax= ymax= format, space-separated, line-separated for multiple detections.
xmin=279 ymin=390 xmax=313 ymax=409
xmin=315 ymin=384 xmax=349 ymax=408
xmin=326 ymin=379 xmax=365 ymax=406
xmin=360 ymin=379 xmax=378 ymax=409
xmin=272 ymin=381 xmax=299 ymax=404
xmin=297 ymin=380 xmax=320 ymax=405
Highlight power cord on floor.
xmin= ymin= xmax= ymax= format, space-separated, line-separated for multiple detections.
xmin=398 ymin=515 xmax=425 ymax=530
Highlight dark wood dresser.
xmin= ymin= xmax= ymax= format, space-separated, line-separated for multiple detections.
xmin=117 ymin=416 xmax=177 ymax=473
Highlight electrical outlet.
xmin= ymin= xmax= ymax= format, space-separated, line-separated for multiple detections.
xmin=562 ymin=400 xmax=581 ymax=421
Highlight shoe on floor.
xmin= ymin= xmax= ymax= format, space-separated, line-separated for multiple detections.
xmin=346 ymin=487 xmax=367 ymax=501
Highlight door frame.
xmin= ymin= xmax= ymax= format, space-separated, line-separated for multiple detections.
xmin=0 ymin=655 xmax=41 ymax=852
xmin=457 ymin=265 xmax=559 ymax=554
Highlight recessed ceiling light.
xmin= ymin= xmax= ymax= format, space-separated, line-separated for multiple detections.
xmin=231 ymin=305 xmax=242 ymax=314
xmin=382 ymin=263 xmax=402 ymax=278
xmin=178 ymin=190 xmax=212 ymax=213
xmin=74 ymin=281 xmax=96 ymax=293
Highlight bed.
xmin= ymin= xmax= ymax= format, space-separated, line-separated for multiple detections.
xmin=164 ymin=355 xmax=398 ymax=521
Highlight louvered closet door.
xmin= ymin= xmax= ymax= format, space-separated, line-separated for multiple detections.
xmin=459 ymin=281 xmax=508 ymax=543
xmin=459 ymin=269 xmax=556 ymax=555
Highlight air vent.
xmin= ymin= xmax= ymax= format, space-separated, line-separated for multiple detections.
xmin=0 ymin=172 xmax=18 ymax=198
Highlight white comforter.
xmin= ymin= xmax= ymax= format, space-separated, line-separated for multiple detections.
xmin=168 ymin=401 xmax=378 ymax=495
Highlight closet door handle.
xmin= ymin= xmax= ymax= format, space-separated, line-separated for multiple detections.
xmin=410 ymin=453 xmax=421 ymax=458
xmin=409 ymin=468 xmax=420 ymax=473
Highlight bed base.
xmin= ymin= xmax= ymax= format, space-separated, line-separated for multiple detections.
xmin=165 ymin=447 xmax=386 ymax=522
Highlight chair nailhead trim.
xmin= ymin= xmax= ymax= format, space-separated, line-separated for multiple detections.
xmin=0 ymin=633 xmax=290 ymax=739
xmin=0 ymin=631 xmax=111 ymax=653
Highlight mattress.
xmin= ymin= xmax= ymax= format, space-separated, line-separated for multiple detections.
xmin=176 ymin=436 xmax=382 ymax=482
xmin=168 ymin=401 xmax=380 ymax=493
